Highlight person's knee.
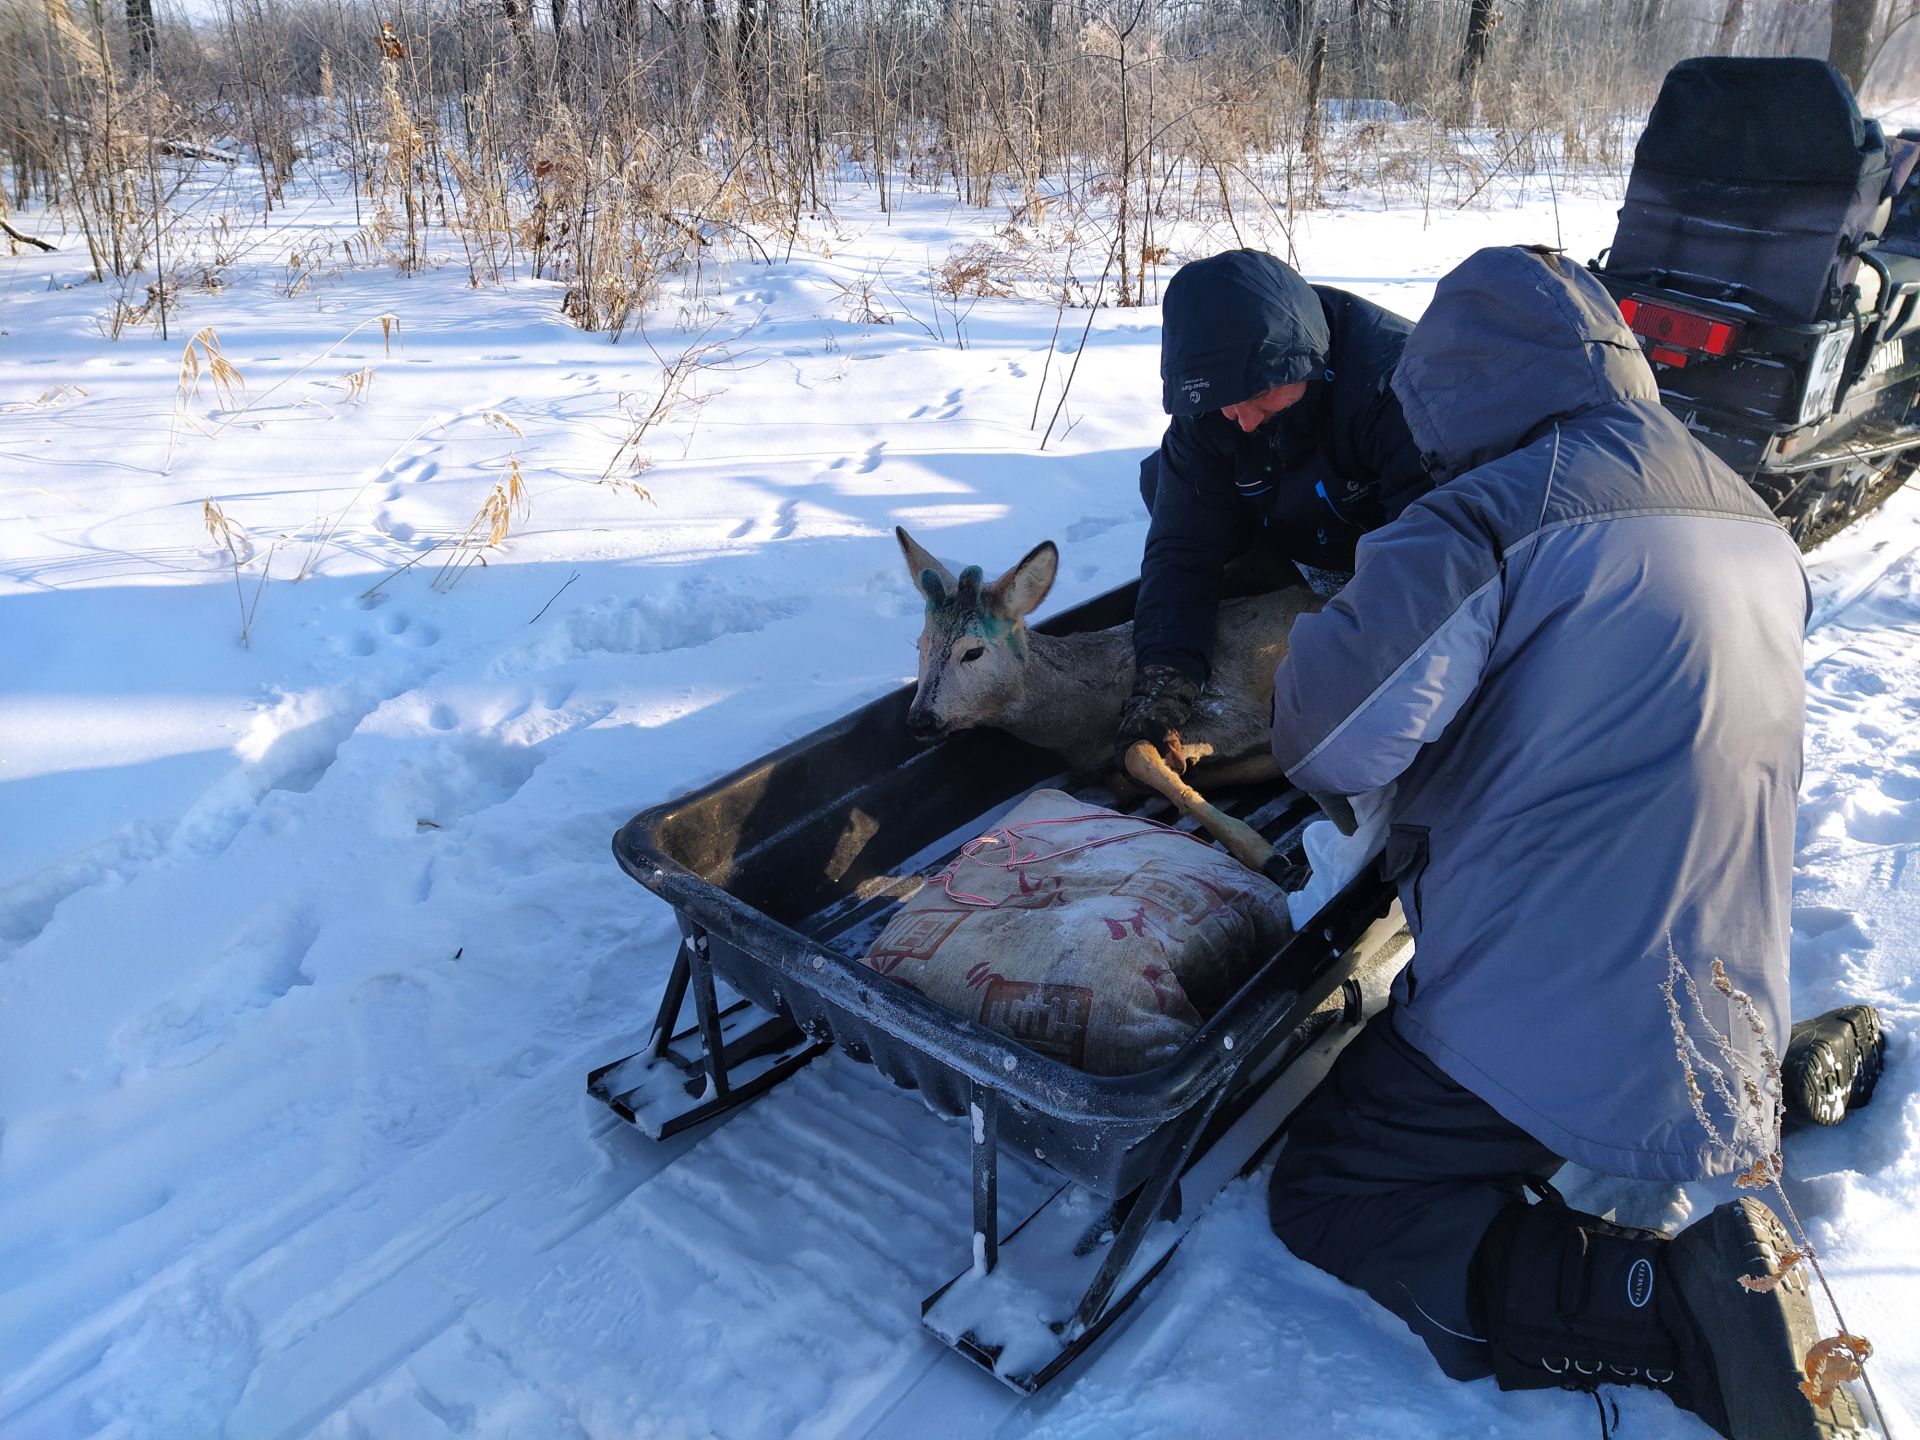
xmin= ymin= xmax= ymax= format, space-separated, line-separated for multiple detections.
xmin=1138 ymin=450 xmax=1161 ymax=515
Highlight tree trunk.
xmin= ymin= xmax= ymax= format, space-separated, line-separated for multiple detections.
xmin=1517 ymin=0 xmax=1554 ymax=45
xmin=126 ymin=0 xmax=156 ymax=74
xmin=550 ymin=0 xmax=571 ymax=85
xmin=1712 ymin=0 xmax=1745 ymax=53
xmin=1828 ymin=0 xmax=1878 ymax=93
xmin=735 ymin=0 xmax=760 ymax=96
xmin=502 ymin=0 xmax=536 ymax=72
xmin=1301 ymin=30 xmax=1327 ymax=155
xmin=1459 ymin=0 xmax=1498 ymax=83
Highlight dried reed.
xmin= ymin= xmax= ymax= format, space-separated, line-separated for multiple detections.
xmin=1662 ymin=942 xmax=1888 ymax=1431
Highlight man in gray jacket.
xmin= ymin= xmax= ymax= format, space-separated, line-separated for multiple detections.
xmin=1265 ymin=247 xmax=1862 ymax=1438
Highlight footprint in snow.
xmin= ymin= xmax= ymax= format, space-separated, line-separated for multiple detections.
xmin=116 ymin=904 xmax=319 ymax=1070
xmin=489 ymin=585 xmax=810 ymax=678
xmin=382 ymin=613 xmax=440 ymax=648
xmin=857 ymin=442 xmax=886 ymax=474
xmin=1065 ymin=515 xmax=1131 ymax=543
xmin=1791 ymin=905 xmax=1871 ymax=959
xmin=1842 ymin=793 xmax=1920 ymax=848
xmin=1879 ymin=771 xmax=1920 ymax=802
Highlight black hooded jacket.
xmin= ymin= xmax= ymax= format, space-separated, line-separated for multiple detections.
xmin=1136 ymin=251 xmax=1431 ymax=681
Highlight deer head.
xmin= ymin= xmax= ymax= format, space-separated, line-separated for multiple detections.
xmin=896 ymin=526 xmax=1058 ymax=741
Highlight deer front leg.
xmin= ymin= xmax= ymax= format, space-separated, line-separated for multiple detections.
xmin=1124 ymin=742 xmax=1291 ymax=881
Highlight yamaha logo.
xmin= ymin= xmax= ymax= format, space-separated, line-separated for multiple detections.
xmin=1628 ymin=1257 xmax=1655 ymax=1309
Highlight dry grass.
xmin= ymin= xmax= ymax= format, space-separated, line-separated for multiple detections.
xmin=432 ymin=459 xmax=528 ymax=593
xmin=168 ymin=327 xmax=245 ymax=466
xmin=202 ymin=498 xmax=271 ymax=647
xmin=1662 ymin=944 xmax=1886 ymax=1430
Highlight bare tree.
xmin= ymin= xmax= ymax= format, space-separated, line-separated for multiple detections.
xmin=1459 ymin=0 xmax=1499 ymax=82
xmin=502 ymin=0 xmax=536 ymax=72
xmin=125 ymin=0 xmax=156 ymax=75
xmin=1829 ymin=0 xmax=1878 ymax=91
xmin=1713 ymin=0 xmax=1747 ymax=53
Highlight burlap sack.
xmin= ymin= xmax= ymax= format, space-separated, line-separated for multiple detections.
xmin=861 ymin=790 xmax=1294 ymax=1076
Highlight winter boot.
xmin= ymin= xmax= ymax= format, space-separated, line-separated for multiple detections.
xmin=1784 ymin=1005 xmax=1884 ymax=1127
xmin=1472 ymin=1195 xmax=1866 ymax=1439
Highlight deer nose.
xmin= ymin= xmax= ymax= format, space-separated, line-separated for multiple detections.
xmin=907 ymin=705 xmax=943 ymax=741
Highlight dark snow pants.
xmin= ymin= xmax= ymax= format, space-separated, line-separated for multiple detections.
xmin=1268 ymin=1009 xmax=1564 ymax=1380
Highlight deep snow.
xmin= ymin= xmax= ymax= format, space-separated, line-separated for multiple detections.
xmin=2 ymin=147 xmax=1917 ymax=1440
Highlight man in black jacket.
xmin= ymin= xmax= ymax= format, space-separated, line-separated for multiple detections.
xmin=1118 ymin=250 xmax=1431 ymax=770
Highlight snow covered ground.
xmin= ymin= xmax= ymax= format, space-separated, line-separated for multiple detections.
xmin=3 ymin=152 xmax=1917 ymax=1439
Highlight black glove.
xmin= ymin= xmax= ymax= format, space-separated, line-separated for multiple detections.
xmin=1116 ymin=664 xmax=1202 ymax=774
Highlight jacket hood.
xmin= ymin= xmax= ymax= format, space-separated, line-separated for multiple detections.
xmin=1160 ymin=250 xmax=1330 ymax=416
xmin=1391 ymin=247 xmax=1657 ymax=480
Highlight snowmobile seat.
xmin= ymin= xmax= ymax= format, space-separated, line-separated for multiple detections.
xmin=1606 ymin=57 xmax=1893 ymax=323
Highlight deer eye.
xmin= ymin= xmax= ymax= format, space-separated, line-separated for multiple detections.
xmin=960 ymin=644 xmax=986 ymax=663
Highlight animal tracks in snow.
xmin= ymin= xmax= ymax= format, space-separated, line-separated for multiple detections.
xmin=907 ymin=389 xmax=964 ymax=421
xmin=381 ymin=610 xmax=441 ymax=648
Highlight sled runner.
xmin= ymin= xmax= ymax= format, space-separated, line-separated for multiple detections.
xmin=591 ymin=580 xmax=1406 ymax=1392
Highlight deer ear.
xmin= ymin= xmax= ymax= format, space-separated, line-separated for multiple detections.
xmin=990 ymin=541 xmax=1058 ymax=621
xmin=896 ymin=526 xmax=956 ymax=603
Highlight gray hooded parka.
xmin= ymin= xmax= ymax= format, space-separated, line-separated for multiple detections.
xmin=1269 ymin=247 xmax=1808 ymax=1182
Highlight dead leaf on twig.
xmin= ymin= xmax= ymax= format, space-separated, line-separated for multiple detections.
xmin=1736 ymin=1249 xmax=1804 ymax=1293
xmin=1799 ymin=1333 xmax=1872 ymax=1407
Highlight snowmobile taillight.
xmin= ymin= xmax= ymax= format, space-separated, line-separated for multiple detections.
xmin=1618 ymin=297 xmax=1743 ymax=360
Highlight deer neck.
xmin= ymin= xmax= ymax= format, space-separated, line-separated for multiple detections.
xmin=996 ymin=628 xmax=1132 ymax=759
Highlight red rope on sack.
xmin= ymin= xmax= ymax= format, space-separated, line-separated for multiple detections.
xmin=931 ymin=807 xmax=1216 ymax=909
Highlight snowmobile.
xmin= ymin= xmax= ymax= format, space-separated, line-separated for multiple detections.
xmin=1591 ymin=56 xmax=1920 ymax=548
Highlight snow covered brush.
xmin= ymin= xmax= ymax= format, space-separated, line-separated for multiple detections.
xmin=1662 ymin=945 xmax=1886 ymax=1430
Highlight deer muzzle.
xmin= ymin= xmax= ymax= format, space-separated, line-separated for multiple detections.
xmin=906 ymin=697 xmax=947 ymax=741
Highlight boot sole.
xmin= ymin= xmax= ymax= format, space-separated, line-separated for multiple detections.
xmin=1785 ymin=1006 xmax=1885 ymax=1127
xmin=1667 ymin=1198 xmax=1865 ymax=1439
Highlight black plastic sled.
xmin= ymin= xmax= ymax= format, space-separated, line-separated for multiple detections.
xmin=591 ymin=581 xmax=1406 ymax=1393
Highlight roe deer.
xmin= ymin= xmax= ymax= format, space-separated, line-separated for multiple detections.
xmin=896 ymin=527 xmax=1321 ymax=784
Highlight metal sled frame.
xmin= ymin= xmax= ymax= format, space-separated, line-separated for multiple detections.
xmin=589 ymin=578 xmax=1404 ymax=1393
xmin=592 ymin=855 xmax=1402 ymax=1391
xmin=921 ymin=893 xmax=1407 ymax=1393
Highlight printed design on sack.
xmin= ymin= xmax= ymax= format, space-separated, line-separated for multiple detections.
xmin=1004 ymin=867 xmax=1067 ymax=909
xmin=868 ymin=908 xmax=968 ymax=967
xmin=1139 ymin=962 xmax=1200 ymax=1020
xmin=1627 ymin=1257 xmax=1655 ymax=1309
xmin=979 ymin=979 xmax=1093 ymax=1069
xmin=964 ymin=960 xmax=1011 ymax=992
xmin=1102 ymin=905 xmax=1155 ymax=942
xmin=1112 ymin=863 xmax=1238 ymax=933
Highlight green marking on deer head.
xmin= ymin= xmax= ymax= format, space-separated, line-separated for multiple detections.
xmin=896 ymin=527 xmax=1059 ymax=737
